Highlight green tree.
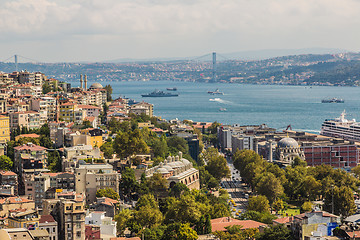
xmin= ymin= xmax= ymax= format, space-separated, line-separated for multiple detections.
xmin=82 ymin=120 xmax=93 ymax=129
xmin=152 ymin=135 xmax=168 ymax=158
xmin=204 ymin=214 xmax=212 ymax=234
xmin=114 ymin=209 xmax=132 ymax=235
xmin=169 ymin=182 xmax=189 ymax=198
xmin=352 ymin=164 xmax=360 ymax=178
xmin=247 ymin=195 xmax=270 ymax=213
xmin=208 ymin=121 xmax=221 ymax=134
xmin=0 ymin=155 xmax=13 ymax=170
xmin=273 ymin=198 xmax=284 ymax=213
xmin=96 ymin=188 xmax=120 ymax=200
xmin=42 ymin=82 xmax=52 ymax=94
xmin=301 ymin=201 xmax=313 ymax=213
xmin=136 ymin=194 xmax=158 ymax=210
xmin=167 ymin=136 xmax=189 ymax=155
xmin=255 ymin=172 xmax=284 ymax=204
xmin=204 ymin=148 xmax=230 ymax=180
xmin=162 ymin=223 xmax=198 ymax=240
xmin=100 ymin=141 xmax=114 ymax=159
xmin=39 ymin=135 xmax=53 ymax=148
xmin=148 ymin=173 xmax=168 ymax=197
xmin=120 ymin=167 xmax=139 ymax=199
xmin=38 ymin=123 xmax=50 ymax=136
xmin=113 ymin=129 xmax=149 ymax=159
xmin=256 ymin=224 xmax=294 ymax=240
xmin=134 ymin=205 xmax=163 ymax=229
xmin=47 ymin=150 xmax=61 ymax=172
xmin=165 ymin=195 xmax=202 ymax=225
xmin=103 ymin=84 xmax=113 ymax=101
xmin=291 ymin=156 xmax=307 ymax=168
xmin=324 ymin=186 xmax=356 ymax=217
xmin=199 ymin=166 xmax=219 ymax=189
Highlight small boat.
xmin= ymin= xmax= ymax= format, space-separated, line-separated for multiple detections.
xmin=166 ymin=87 xmax=177 ymax=91
xmin=209 ymin=98 xmax=221 ymax=102
xmin=321 ymin=98 xmax=344 ymax=103
xmin=219 ymin=108 xmax=227 ymax=112
xmin=208 ymin=89 xmax=224 ymax=95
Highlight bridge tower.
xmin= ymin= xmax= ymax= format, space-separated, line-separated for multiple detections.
xmin=15 ymin=54 xmax=18 ymax=72
xmin=212 ymin=52 xmax=217 ymax=82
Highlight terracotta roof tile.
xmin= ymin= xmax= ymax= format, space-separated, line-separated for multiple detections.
xmin=211 ymin=217 xmax=266 ymax=232
xmin=39 ymin=215 xmax=56 ymax=223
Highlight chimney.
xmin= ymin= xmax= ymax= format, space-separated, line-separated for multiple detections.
xmin=80 ymin=74 xmax=83 ymax=90
xmin=84 ymin=75 xmax=87 ymax=90
xmin=178 ymin=151 xmax=183 ymax=159
xmin=268 ymin=140 xmax=273 ymax=162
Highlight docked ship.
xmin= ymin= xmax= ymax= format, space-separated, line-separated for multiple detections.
xmin=208 ymin=89 xmax=224 ymax=95
xmin=320 ymin=110 xmax=360 ymax=141
xmin=321 ymin=98 xmax=344 ymax=103
xmin=141 ymin=90 xmax=178 ymax=97
xmin=166 ymin=87 xmax=177 ymax=91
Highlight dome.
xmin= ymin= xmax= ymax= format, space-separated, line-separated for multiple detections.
xmin=155 ymin=167 xmax=170 ymax=174
xmin=181 ymin=158 xmax=191 ymax=166
xmin=277 ymin=137 xmax=299 ymax=148
xmin=89 ymin=83 xmax=103 ymax=89
xmin=163 ymin=165 xmax=174 ymax=172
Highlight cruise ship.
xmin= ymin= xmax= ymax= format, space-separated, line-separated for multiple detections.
xmin=320 ymin=110 xmax=360 ymax=141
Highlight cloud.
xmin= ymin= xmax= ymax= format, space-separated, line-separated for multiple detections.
xmin=0 ymin=0 xmax=359 ymax=61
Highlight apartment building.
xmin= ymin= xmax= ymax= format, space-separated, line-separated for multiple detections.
xmin=0 ymin=171 xmax=18 ymax=195
xmin=130 ymin=101 xmax=153 ymax=117
xmin=0 ymin=114 xmax=10 ymax=143
xmin=9 ymin=111 xmax=41 ymax=130
xmin=75 ymin=163 xmax=119 ymax=204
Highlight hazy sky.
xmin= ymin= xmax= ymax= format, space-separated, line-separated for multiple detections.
xmin=1 ymin=0 xmax=359 ymax=62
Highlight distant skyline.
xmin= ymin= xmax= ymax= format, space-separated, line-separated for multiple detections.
xmin=1 ymin=0 xmax=360 ymax=63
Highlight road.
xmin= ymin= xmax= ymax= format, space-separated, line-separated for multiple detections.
xmin=221 ymin=156 xmax=250 ymax=217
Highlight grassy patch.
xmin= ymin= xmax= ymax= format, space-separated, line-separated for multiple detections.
xmin=280 ymin=208 xmax=300 ymax=217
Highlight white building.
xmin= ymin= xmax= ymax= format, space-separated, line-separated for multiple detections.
xmin=85 ymin=211 xmax=117 ymax=240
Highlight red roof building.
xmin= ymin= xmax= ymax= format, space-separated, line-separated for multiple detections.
xmin=211 ymin=217 xmax=267 ymax=232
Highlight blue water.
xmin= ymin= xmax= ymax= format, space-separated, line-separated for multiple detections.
xmin=79 ymin=80 xmax=360 ymax=133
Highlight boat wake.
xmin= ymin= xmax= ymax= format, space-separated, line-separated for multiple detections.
xmin=209 ymin=98 xmax=232 ymax=104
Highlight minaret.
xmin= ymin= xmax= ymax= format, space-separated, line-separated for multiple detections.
xmin=84 ymin=75 xmax=87 ymax=90
xmin=80 ymin=74 xmax=83 ymax=90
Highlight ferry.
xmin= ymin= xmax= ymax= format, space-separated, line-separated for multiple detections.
xmin=320 ymin=110 xmax=360 ymax=141
xmin=208 ymin=89 xmax=224 ymax=95
xmin=219 ymin=108 xmax=227 ymax=112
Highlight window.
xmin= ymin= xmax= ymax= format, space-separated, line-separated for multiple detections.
xmin=76 ymin=231 xmax=81 ymax=238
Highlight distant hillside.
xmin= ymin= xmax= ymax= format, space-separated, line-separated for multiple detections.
xmin=1 ymin=51 xmax=360 ymax=86
xmin=106 ymin=48 xmax=347 ymax=63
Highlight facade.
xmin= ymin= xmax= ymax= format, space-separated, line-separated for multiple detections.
xmin=59 ymin=103 xmax=86 ymax=123
xmin=39 ymin=215 xmax=58 ymax=240
xmin=0 ymin=171 xmax=18 ymax=195
xmin=43 ymin=172 xmax=75 ymax=191
xmin=8 ymin=209 xmax=40 ymax=230
xmin=0 ymin=197 xmax=35 ymax=218
xmin=145 ymin=153 xmax=200 ymax=190
xmin=130 ymin=102 xmax=153 ymax=117
xmin=9 ymin=111 xmax=40 ymax=130
xmin=291 ymin=211 xmax=340 ymax=240
xmin=91 ymin=197 xmax=119 ymax=218
xmin=303 ymin=144 xmax=360 ymax=169
xmin=14 ymin=143 xmax=48 ymax=174
xmin=0 ymin=228 xmax=34 ymax=240
xmin=85 ymin=211 xmax=116 ymax=239
xmin=34 ymin=174 xmax=51 ymax=208
xmin=0 ymin=115 xmax=10 ymax=144
xmin=75 ymin=163 xmax=119 ymax=204
xmin=50 ymin=199 xmax=86 ymax=240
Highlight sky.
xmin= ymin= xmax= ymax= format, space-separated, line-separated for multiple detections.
xmin=0 ymin=0 xmax=360 ymax=62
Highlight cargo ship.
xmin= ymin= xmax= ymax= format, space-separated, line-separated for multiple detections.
xmin=141 ymin=90 xmax=178 ymax=97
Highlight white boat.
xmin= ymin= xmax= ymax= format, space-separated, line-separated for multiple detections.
xmin=320 ymin=110 xmax=360 ymax=141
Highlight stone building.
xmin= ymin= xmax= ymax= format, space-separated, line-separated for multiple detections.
xmin=274 ymin=137 xmax=305 ymax=164
xmin=144 ymin=152 xmax=200 ymax=190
